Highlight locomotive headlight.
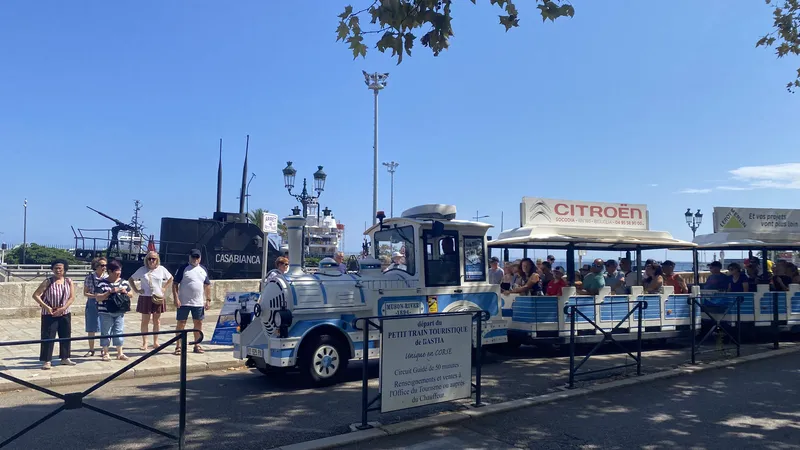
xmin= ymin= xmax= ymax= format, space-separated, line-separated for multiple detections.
xmin=275 ymin=309 xmax=293 ymax=328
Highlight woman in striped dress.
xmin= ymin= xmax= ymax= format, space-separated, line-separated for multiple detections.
xmin=31 ymin=259 xmax=77 ymax=370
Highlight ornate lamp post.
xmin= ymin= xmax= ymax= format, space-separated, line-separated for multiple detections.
xmin=282 ymin=162 xmax=327 ymax=267
xmin=685 ymin=208 xmax=703 ymax=239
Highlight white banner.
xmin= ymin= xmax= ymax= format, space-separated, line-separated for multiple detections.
xmin=713 ymin=207 xmax=800 ymax=233
xmin=380 ymin=314 xmax=472 ymax=413
xmin=262 ymin=212 xmax=279 ymax=234
xmin=520 ymin=197 xmax=648 ymax=230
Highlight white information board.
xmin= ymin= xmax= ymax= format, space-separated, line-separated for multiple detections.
xmin=380 ymin=314 xmax=472 ymax=413
xmin=262 ymin=212 xmax=279 ymax=234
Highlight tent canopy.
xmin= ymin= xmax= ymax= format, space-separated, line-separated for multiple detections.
xmin=693 ymin=231 xmax=800 ymax=251
xmin=488 ymin=225 xmax=696 ymax=251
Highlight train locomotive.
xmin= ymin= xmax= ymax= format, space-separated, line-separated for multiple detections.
xmin=233 ymin=204 xmax=508 ymax=385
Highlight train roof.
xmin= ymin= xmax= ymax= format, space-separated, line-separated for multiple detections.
xmin=488 ymin=225 xmax=696 ymax=251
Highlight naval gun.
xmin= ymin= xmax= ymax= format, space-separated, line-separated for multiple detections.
xmin=86 ymin=206 xmax=145 ymax=258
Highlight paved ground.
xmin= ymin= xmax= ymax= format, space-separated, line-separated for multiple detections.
xmin=0 ymin=314 xmax=242 ymax=391
xmin=340 ymin=353 xmax=800 ymax=449
xmin=0 ymin=331 xmax=796 ymax=449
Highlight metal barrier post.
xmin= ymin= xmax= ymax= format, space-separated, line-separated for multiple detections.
xmin=178 ymin=330 xmax=188 ymax=449
xmin=736 ymin=296 xmax=742 ymax=358
xmin=636 ymin=301 xmax=643 ymax=376
xmin=474 ymin=313 xmax=483 ymax=407
xmin=690 ymin=297 xmax=697 ymax=364
xmin=773 ymin=292 xmax=780 ymax=350
xmin=360 ymin=321 xmax=370 ymax=429
xmin=568 ymin=305 xmax=576 ymax=389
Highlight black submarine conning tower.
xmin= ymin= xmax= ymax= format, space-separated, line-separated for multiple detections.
xmin=212 ymin=134 xmax=249 ymax=223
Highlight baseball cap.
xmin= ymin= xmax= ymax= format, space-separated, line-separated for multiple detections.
xmin=708 ymin=261 xmax=722 ymax=268
xmin=554 ymin=266 xmax=565 ymax=273
xmin=662 ymin=260 xmax=675 ymax=267
xmin=391 ymin=251 xmax=403 ymax=258
xmin=189 ymin=249 xmax=202 ymax=258
xmin=489 ymin=256 xmax=500 ymax=263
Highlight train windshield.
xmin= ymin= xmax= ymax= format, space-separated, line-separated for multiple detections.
xmin=374 ymin=226 xmax=415 ymax=275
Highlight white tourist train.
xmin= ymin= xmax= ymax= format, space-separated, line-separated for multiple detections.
xmin=233 ymin=204 xmax=507 ymax=385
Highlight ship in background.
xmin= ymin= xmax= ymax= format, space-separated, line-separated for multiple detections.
xmin=72 ymin=136 xmax=280 ymax=279
xmin=296 ymin=200 xmax=345 ymax=259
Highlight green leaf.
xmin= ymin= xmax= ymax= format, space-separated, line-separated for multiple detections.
xmin=403 ymin=32 xmax=415 ymax=56
xmin=347 ymin=35 xmax=367 ymax=59
xmin=338 ymin=5 xmax=353 ymax=19
xmin=336 ymin=21 xmax=350 ymax=42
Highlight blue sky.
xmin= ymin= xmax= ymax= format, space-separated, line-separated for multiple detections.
xmin=0 ymin=1 xmax=797 ymax=263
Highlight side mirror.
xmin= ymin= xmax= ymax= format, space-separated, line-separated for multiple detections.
xmin=431 ymin=221 xmax=445 ymax=237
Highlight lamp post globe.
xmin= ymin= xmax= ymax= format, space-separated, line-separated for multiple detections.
xmin=313 ymin=166 xmax=327 ymax=193
xmin=282 ymin=161 xmax=296 ymax=190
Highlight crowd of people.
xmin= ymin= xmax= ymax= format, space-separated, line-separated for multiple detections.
xmin=31 ymin=249 xmax=213 ymax=370
xmin=491 ymin=256 xmax=690 ymax=297
xmin=490 ymin=254 xmax=800 ymax=298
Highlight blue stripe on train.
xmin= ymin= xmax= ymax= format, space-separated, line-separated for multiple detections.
xmin=706 ymin=293 xmax=756 ymax=315
xmin=512 ymin=296 xmax=559 ymax=323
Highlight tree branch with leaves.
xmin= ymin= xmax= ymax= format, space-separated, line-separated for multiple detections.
xmin=336 ymin=0 xmax=574 ymax=64
xmin=757 ymin=0 xmax=800 ymax=92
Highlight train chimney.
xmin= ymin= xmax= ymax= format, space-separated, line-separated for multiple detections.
xmin=216 ymin=138 xmax=223 ymax=214
xmin=284 ymin=214 xmax=305 ymax=275
xmin=239 ymin=134 xmax=249 ymax=216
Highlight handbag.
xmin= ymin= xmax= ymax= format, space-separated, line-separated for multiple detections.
xmin=146 ymin=272 xmax=165 ymax=305
xmin=106 ymin=292 xmax=131 ymax=313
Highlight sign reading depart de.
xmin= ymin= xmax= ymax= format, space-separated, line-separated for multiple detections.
xmin=520 ymin=198 xmax=648 ymax=230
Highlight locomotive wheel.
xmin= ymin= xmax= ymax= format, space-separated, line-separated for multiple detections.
xmin=300 ymin=334 xmax=348 ymax=386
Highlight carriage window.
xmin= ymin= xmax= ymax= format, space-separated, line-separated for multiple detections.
xmin=463 ymin=236 xmax=486 ymax=282
xmin=374 ymin=226 xmax=415 ymax=275
xmin=423 ymin=230 xmax=460 ymax=287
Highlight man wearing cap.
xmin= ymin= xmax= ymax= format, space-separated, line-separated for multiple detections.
xmin=546 ymin=266 xmax=568 ymax=296
xmin=488 ymin=257 xmax=504 ymax=285
xmin=662 ymin=260 xmax=688 ymax=294
xmin=581 ymin=259 xmax=606 ymax=295
xmin=703 ymin=261 xmax=729 ymax=291
xmin=172 ymin=249 xmax=212 ymax=354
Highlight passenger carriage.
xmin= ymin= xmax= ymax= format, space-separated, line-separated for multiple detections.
xmin=692 ymin=206 xmax=800 ymax=333
xmin=487 ymin=197 xmax=700 ymax=347
xmin=232 ymin=204 xmax=507 ymax=385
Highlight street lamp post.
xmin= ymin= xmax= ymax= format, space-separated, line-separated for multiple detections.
xmin=22 ymin=199 xmax=27 ymax=265
xmin=382 ymin=161 xmax=399 ymax=217
xmin=363 ymin=71 xmax=389 ymax=224
xmin=282 ymin=162 xmax=327 ymax=267
xmin=473 ymin=211 xmax=489 ymax=222
xmin=684 ymin=208 xmax=703 ymax=239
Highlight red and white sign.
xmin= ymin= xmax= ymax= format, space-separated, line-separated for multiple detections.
xmin=520 ymin=197 xmax=648 ymax=230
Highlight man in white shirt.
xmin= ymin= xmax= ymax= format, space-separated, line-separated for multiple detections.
xmin=172 ymin=249 xmax=212 ymax=354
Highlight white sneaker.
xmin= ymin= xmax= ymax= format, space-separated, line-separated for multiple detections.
xmin=60 ymin=358 xmax=77 ymax=366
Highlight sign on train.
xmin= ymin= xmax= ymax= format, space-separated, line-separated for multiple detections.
xmin=520 ymin=197 xmax=648 ymax=230
xmin=714 ymin=206 xmax=800 ymax=233
xmin=380 ymin=314 xmax=472 ymax=413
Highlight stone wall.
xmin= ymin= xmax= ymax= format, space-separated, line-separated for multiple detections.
xmin=0 ymin=272 xmax=710 ymax=318
xmin=0 ymin=278 xmax=260 ymax=318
